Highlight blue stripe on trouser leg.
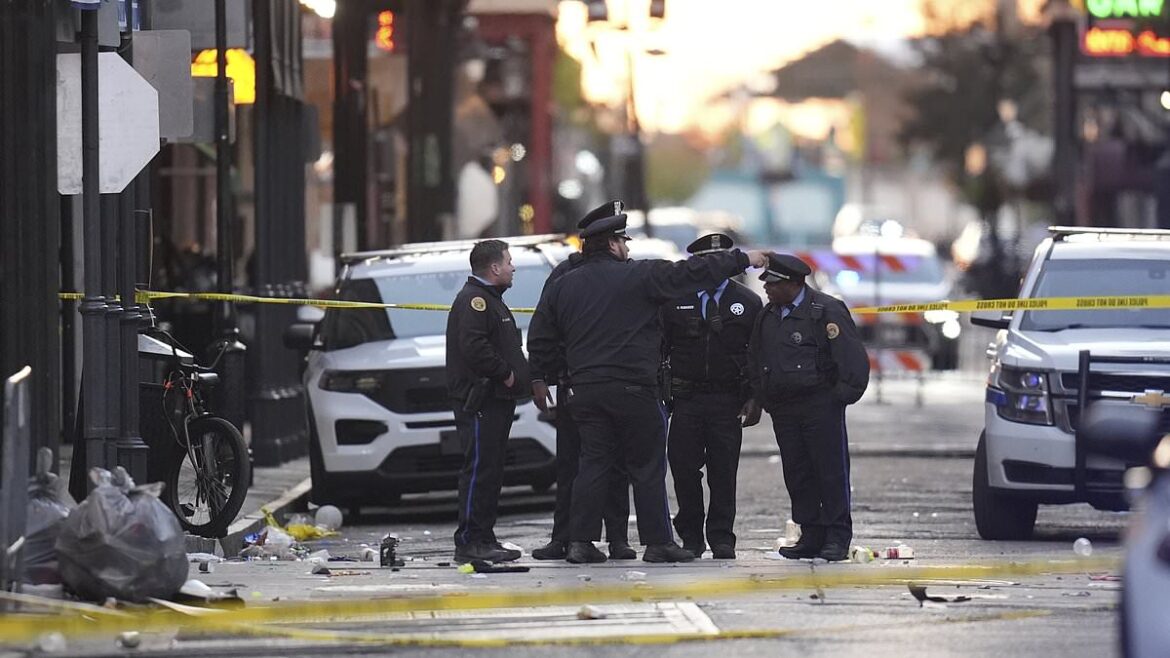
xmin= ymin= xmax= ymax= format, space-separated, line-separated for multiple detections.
xmin=461 ymin=414 xmax=481 ymax=545
xmin=840 ymin=407 xmax=850 ymax=507
xmin=658 ymin=401 xmax=674 ymax=543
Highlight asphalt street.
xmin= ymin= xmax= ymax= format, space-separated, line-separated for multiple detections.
xmin=42 ymin=373 xmax=1132 ymax=658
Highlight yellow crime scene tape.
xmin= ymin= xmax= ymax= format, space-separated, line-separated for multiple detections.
xmin=57 ymin=290 xmax=1170 ymax=316
xmin=0 ymin=557 xmax=1117 ymax=646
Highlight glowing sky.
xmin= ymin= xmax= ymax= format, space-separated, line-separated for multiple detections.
xmin=556 ymin=0 xmax=1045 ymax=134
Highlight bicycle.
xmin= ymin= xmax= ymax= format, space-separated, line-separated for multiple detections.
xmin=154 ymin=330 xmax=251 ymax=537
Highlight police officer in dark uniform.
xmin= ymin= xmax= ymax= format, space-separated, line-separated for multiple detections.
xmin=747 ymin=253 xmax=869 ymax=562
xmin=529 ymin=208 xmax=768 ymax=564
xmin=661 ymin=233 xmax=763 ymax=560
xmin=530 ymin=202 xmax=633 ymax=562
xmin=446 ymin=239 xmax=531 ymax=564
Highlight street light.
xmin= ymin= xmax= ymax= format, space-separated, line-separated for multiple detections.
xmin=586 ymin=1 xmax=667 ymax=234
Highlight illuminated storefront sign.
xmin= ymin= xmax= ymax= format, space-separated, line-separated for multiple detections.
xmin=1084 ymin=0 xmax=1165 ymax=18
xmin=1080 ymin=0 xmax=1170 ymax=57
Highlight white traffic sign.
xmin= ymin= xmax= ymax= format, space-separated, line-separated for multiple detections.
xmin=56 ymin=52 xmax=160 ymax=195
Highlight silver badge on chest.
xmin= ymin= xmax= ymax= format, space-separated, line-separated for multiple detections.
xmin=790 ymin=331 xmax=803 ymax=344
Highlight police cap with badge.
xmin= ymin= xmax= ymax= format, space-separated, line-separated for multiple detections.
xmin=686 ymin=232 xmax=734 ymax=255
xmin=758 ymin=252 xmax=812 ymax=283
xmin=578 ymin=200 xmax=631 ymax=239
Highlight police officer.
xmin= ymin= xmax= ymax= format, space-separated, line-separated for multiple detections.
xmin=529 ymin=208 xmax=768 ymax=564
xmin=661 ymin=233 xmax=763 ymax=560
xmin=446 ymin=240 xmax=531 ymax=564
xmin=531 ymin=202 xmax=633 ymax=562
xmin=748 ymin=253 xmax=869 ymax=562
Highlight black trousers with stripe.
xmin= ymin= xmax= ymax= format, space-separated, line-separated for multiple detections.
xmin=568 ymin=382 xmax=673 ymax=545
xmin=768 ymin=393 xmax=852 ymax=547
xmin=453 ymin=397 xmax=517 ymax=548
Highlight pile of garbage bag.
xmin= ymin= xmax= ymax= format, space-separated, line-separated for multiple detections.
xmin=24 ymin=448 xmax=76 ymax=585
xmin=55 ymin=467 xmax=188 ymax=602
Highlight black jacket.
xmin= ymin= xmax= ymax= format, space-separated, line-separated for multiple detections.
xmin=446 ymin=277 xmax=531 ymax=402
xmin=528 ymin=250 xmax=750 ymax=387
xmin=528 ymin=253 xmax=584 ymax=384
xmin=661 ymin=278 xmax=762 ymax=388
xmin=747 ymin=286 xmax=869 ymax=406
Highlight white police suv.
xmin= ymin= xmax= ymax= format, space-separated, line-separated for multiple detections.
xmin=287 ymin=236 xmax=567 ymax=512
xmin=972 ymin=227 xmax=1170 ymax=539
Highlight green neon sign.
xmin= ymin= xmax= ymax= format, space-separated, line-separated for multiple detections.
xmin=1086 ymin=0 xmax=1166 ymax=18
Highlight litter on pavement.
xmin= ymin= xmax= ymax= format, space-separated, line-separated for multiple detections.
xmin=907 ymin=583 xmax=971 ymax=606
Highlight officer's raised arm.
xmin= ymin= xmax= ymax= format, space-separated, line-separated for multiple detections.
xmin=640 ymin=249 xmax=768 ymax=303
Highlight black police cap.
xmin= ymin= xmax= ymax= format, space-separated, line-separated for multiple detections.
xmin=758 ymin=252 xmax=812 ymax=282
xmin=577 ymin=200 xmax=626 ymax=230
xmin=579 ymin=212 xmax=630 ymax=239
xmin=687 ymin=233 xmax=735 ymax=255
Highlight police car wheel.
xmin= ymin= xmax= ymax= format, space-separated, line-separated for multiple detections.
xmin=973 ymin=433 xmax=1037 ymax=540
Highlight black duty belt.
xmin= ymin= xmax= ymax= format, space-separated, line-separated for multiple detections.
xmin=672 ymin=379 xmax=741 ymax=394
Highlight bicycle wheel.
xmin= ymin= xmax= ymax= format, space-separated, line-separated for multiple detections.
xmin=165 ymin=415 xmax=251 ymax=537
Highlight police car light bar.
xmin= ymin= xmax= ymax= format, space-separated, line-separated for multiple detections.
xmin=1048 ymin=226 xmax=1170 ymax=241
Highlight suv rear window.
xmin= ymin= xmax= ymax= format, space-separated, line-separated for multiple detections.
xmin=1020 ymin=258 xmax=1170 ymax=331
xmin=320 ymin=264 xmax=551 ymax=350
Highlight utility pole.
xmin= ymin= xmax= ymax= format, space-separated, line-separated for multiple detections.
xmin=332 ymin=0 xmax=369 ymax=254
xmin=1049 ymin=0 xmax=1079 ymax=226
xmin=406 ymin=0 xmax=462 ymax=242
xmin=210 ymin=0 xmax=247 ymax=432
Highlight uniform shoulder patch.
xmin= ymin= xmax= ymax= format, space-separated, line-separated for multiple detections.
xmin=470 ymin=296 xmax=487 ymax=312
xmin=826 ymin=322 xmax=840 ymax=339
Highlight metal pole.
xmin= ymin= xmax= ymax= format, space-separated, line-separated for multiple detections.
xmin=79 ymin=8 xmax=111 ymax=479
xmin=1050 ymin=9 xmax=1077 ymax=226
xmin=115 ymin=26 xmax=148 ymax=484
xmin=210 ymin=0 xmax=247 ymax=432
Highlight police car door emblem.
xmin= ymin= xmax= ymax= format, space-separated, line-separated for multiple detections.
xmin=730 ymin=302 xmax=745 ymax=316
xmin=791 ymin=331 xmax=802 ymax=343
xmin=826 ymin=322 xmax=840 ymax=339
xmin=470 ymin=296 xmax=487 ymax=312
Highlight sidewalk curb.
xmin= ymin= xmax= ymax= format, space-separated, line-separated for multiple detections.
xmin=742 ymin=445 xmax=975 ymax=459
xmin=220 ymin=476 xmax=313 ymax=558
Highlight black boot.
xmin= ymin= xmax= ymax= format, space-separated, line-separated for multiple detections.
xmin=778 ymin=526 xmax=824 ymax=559
xmin=531 ymin=540 xmax=567 ymax=560
xmin=818 ymin=541 xmax=849 ymax=562
xmin=455 ymin=542 xmax=521 ymax=564
xmin=608 ymin=541 xmax=637 ymax=560
xmin=642 ymin=542 xmax=696 ymax=563
xmin=566 ymin=541 xmax=607 ymax=564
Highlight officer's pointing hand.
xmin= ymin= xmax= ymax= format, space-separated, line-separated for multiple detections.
xmin=531 ymin=380 xmax=553 ymax=413
xmin=745 ymin=250 xmax=769 ymax=269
